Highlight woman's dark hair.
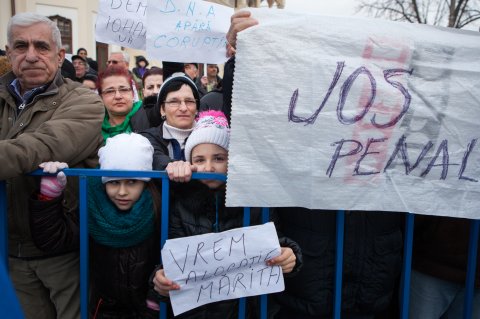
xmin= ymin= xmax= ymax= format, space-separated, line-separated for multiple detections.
xmin=146 ymin=181 xmax=161 ymax=223
xmin=159 ymin=82 xmax=189 ymax=110
xmin=142 ymin=67 xmax=163 ymax=88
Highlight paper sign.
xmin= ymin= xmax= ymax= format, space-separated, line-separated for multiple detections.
xmin=96 ymin=0 xmax=147 ymax=50
xmin=147 ymin=0 xmax=233 ymax=63
xmin=226 ymin=9 xmax=480 ymax=219
xmin=161 ymin=222 xmax=284 ymax=316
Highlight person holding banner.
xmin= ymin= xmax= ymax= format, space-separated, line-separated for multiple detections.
xmin=148 ymin=110 xmax=302 ymax=318
xmin=222 ymin=10 xmax=404 ymax=319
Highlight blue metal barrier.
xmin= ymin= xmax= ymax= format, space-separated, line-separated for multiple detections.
xmin=0 ymin=180 xmax=6 ymax=267
xmin=333 ymin=211 xmax=345 ymax=319
xmin=1 ymin=170 xmax=479 ymax=319
xmin=400 ymin=213 xmax=415 ymax=319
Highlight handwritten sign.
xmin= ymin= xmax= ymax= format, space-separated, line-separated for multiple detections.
xmin=147 ymin=0 xmax=232 ymax=63
xmin=161 ymin=222 xmax=284 ymax=316
xmin=226 ymin=9 xmax=480 ymax=219
xmin=96 ymin=0 xmax=147 ymax=50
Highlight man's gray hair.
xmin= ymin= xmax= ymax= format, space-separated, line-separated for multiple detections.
xmin=111 ymin=51 xmax=130 ymax=64
xmin=7 ymin=12 xmax=62 ymax=49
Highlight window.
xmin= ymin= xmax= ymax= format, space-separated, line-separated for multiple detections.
xmin=49 ymin=15 xmax=72 ymax=53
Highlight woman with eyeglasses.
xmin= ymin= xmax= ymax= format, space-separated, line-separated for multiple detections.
xmin=98 ymin=65 xmax=145 ymax=141
xmin=140 ymin=72 xmax=200 ymax=170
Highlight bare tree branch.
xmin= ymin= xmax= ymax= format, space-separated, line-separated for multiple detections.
xmin=357 ymin=0 xmax=480 ymax=28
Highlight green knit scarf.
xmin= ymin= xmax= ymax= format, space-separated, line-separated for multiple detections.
xmin=101 ymin=100 xmax=142 ymax=141
xmin=88 ymin=176 xmax=155 ymax=248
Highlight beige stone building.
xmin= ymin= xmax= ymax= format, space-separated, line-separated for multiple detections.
xmin=0 ymin=0 xmax=282 ymax=72
xmin=0 ymin=0 xmax=162 ymax=71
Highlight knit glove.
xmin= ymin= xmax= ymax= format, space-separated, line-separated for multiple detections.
xmin=39 ymin=162 xmax=68 ymax=199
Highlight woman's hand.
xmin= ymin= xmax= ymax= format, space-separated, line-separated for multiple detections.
xmin=152 ymin=269 xmax=180 ymax=297
xmin=266 ymin=247 xmax=296 ymax=273
xmin=166 ymin=161 xmax=197 ymax=183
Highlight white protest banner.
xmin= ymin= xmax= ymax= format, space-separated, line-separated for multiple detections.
xmin=96 ymin=0 xmax=147 ymax=50
xmin=161 ymin=222 xmax=283 ymax=316
xmin=147 ymin=0 xmax=232 ymax=63
xmin=226 ymin=9 xmax=480 ymax=219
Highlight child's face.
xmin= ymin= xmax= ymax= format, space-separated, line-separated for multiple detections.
xmin=105 ymin=179 xmax=145 ymax=210
xmin=191 ymin=143 xmax=228 ymax=189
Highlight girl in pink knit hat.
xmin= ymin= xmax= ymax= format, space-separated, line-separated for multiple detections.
xmin=148 ymin=111 xmax=302 ymax=319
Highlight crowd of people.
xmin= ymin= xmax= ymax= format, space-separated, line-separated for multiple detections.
xmin=0 ymin=9 xmax=478 ymax=319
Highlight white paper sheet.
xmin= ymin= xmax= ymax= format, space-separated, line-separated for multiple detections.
xmin=96 ymin=0 xmax=147 ymax=50
xmin=147 ymin=0 xmax=233 ymax=63
xmin=161 ymin=222 xmax=284 ymax=316
xmin=226 ymin=9 xmax=480 ymax=218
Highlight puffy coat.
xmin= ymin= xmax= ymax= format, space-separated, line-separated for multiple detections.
xmin=158 ymin=181 xmax=302 ymax=319
xmin=272 ymin=208 xmax=404 ymax=318
xmin=140 ymin=122 xmax=174 ymax=170
xmin=0 ymin=70 xmax=104 ymax=258
xmin=89 ymin=236 xmax=160 ymax=318
xmin=87 ymin=177 xmax=161 ymax=318
xmin=412 ymin=215 xmax=480 ymax=288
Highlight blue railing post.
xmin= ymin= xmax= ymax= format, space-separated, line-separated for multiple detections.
xmin=463 ymin=219 xmax=480 ymax=319
xmin=159 ymin=176 xmax=170 ymax=319
xmin=79 ymin=175 xmax=89 ymax=319
xmin=333 ymin=210 xmax=345 ymax=319
xmin=238 ymin=207 xmax=251 ymax=319
xmin=260 ymin=207 xmax=270 ymax=319
xmin=400 ymin=213 xmax=415 ymax=319
xmin=0 ymin=181 xmax=7 ymax=268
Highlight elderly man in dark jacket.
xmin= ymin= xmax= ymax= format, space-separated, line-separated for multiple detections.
xmin=0 ymin=12 xmax=104 ymax=319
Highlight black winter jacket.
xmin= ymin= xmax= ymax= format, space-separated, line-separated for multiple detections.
xmin=140 ymin=122 xmax=173 ymax=170
xmin=412 ymin=215 xmax=480 ymax=288
xmin=89 ymin=235 xmax=160 ymax=318
xmin=155 ymin=181 xmax=302 ymax=319
xmin=130 ymin=95 xmax=162 ymax=131
xmin=29 ymin=194 xmax=79 ymax=255
xmin=272 ymin=208 xmax=403 ymax=318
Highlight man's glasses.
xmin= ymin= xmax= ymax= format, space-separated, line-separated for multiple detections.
xmin=106 ymin=60 xmax=120 ymax=65
xmin=164 ymin=99 xmax=197 ymax=108
xmin=101 ymin=87 xmax=132 ymax=98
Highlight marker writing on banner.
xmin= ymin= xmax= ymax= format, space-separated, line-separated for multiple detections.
xmin=287 ymin=61 xmax=478 ymax=182
xmin=288 ymin=61 xmax=413 ymax=129
xmin=195 ymin=265 xmax=281 ymax=302
xmin=167 ymin=231 xmax=280 ymax=303
xmin=153 ymin=0 xmax=226 ymax=50
xmin=105 ymin=0 xmax=147 ymax=45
